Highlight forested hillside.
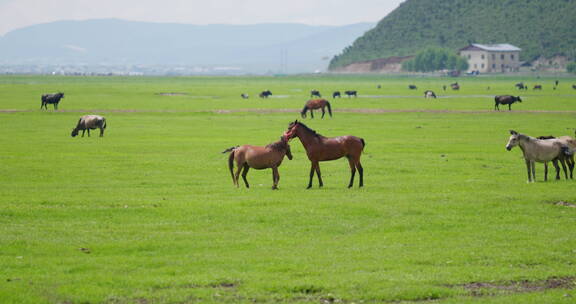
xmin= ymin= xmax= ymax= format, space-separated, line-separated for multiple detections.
xmin=329 ymin=0 xmax=576 ymax=70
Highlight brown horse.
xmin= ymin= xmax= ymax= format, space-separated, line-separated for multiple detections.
xmin=223 ymin=137 xmax=292 ymax=189
xmin=283 ymin=120 xmax=365 ymax=188
xmin=301 ymin=99 xmax=332 ymax=119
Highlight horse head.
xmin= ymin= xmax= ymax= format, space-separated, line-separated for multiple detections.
xmin=516 ymin=96 xmax=522 ymax=102
xmin=284 ymin=120 xmax=299 ymax=140
xmin=280 ymin=136 xmax=293 ymax=160
xmin=71 ymin=128 xmax=79 ymax=137
xmin=506 ymin=130 xmax=521 ymax=151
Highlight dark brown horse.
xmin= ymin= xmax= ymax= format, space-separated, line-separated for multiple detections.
xmin=494 ymin=95 xmax=522 ymax=111
xmin=301 ymin=99 xmax=332 ymax=119
xmin=223 ymin=137 xmax=292 ymax=190
xmin=283 ymin=120 xmax=365 ymax=188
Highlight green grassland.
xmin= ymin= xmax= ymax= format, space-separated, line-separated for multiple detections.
xmin=1 ymin=75 xmax=576 ymax=303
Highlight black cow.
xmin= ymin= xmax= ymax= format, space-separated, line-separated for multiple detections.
xmin=494 ymin=95 xmax=522 ymax=111
xmin=41 ymin=92 xmax=64 ymax=110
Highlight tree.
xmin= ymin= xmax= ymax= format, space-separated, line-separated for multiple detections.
xmin=402 ymin=48 xmax=468 ymax=72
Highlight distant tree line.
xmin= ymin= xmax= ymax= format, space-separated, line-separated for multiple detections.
xmin=402 ymin=48 xmax=469 ymax=72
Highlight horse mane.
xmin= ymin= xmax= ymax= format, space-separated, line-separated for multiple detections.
xmin=266 ymin=140 xmax=289 ymax=151
xmin=296 ymin=122 xmax=323 ymax=138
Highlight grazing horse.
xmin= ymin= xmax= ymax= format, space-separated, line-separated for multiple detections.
xmin=222 ymin=137 xmax=292 ymax=189
xmin=301 ymin=99 xmax=332 ymax=119
xmin=310 ymin=90 xmax=322 ymax=98
xmin=424 ymin=90 xmax=437 ymax=99
xmin=71 ymin=115 xmax=106 ymax=137
xmin=408 ymin=85 xmax=417 ymax=90
xmin=494 ymin=95 xmax=522 ymax=111
xmin=283 ymin=120 xmax=365 ymax=188
xmin=450 ymin=82 xmax=460 ymax=90
xmin=41 ymin=92 xmax=64 ymax=110
xmin=241 ymin=93 xmax=249 ymax=99
xmin=533 ymin=84 xmax=542 ymax=90
xmin=332 ymin=91 xmax=341 ymax=98
xmin=505 ymin=130 xmax=572 ymax=182
xmin=345 ymin=90 xmax=357 ymax=98
xmin=259 ymin=90 xmax=272 ymax=98
xmin=538 ymin=135 xmax=576 ymax=179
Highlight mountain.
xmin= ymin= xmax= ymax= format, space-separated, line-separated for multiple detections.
xmin=329 ymin=0 xmax=576 ymax=70
xmin=0 ymin=19 xmax=375 ymax=74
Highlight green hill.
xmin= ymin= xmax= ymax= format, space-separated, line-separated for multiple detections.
xmin=329 ymin=0 xmax=576 ymax=70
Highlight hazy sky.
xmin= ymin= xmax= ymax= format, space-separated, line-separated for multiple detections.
xmin=0 ymin=0 xmax=404 ymax=35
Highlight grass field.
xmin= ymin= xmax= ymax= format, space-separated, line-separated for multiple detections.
xmin=1 ymin=74 xmax=576 ymax=303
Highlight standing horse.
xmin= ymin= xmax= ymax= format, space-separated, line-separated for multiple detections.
xmin=222 ymin=137 xmax=292 ymax=189
xmin=41 ymin=92 xmax=64 ymax=110
xmin=283 ymin=120 xmax=365 ymax=188
xmin=301 ymin=99 xmax=332 ymax=119
xmin=494 ymin=95 xmax=522 ymax=111
xmin=538 ymin=135 xmax=576 ymax=179
xmin=310 ymin=90 xmax=321 ymax=98
xmin=505 ymin=130 xmax=571 ymax=182
xmin=71 ymin=115 xmax=107 ymax=137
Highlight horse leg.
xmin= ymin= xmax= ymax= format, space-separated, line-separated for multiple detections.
xmin=241 ymin=164 xmax=250 ymax=188
xmin=552 ymin=159 xmax=561 ymax=180
xmin=321 ymin=107 xmax=325 ymax=119
xmin=544 ymin=162 xmax=548 ymax=181
xmin=87 ymin=129 xmax=91 ymax=137
xmin=307 ymin=163 xmax=315 ymax=189
xmin=271 ymin=167 xmax=279 ymax=190
xmin=508 ymin=104 xmax=512 ymax=111
xmin=558 ymin=158 xmax=568 ymax=179
xmin=54 ymin=103 xmax=58 ymax=110
xmin=81 ymin=129 xmax=86 ymax=137
xmin=357 ymin=162 xmax=364 ymax=187
xmin=233 ymin=161 xmax=243 ymax=187
xmin=525 ymin=159 xmax=532 ymax=182
xmin=315 ymin=162 xmax=323 ymax=188
xmin=531 ymin=161 xmax=536 ymax=182
xmin=347 ymin=157 xmax=356 ymax=188
xmin=569 ymin=156 xmax=575 ymax=179
xmin=310 ymin=110 xmax=314 ymax=119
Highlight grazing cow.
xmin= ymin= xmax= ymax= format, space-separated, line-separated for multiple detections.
xmin=450 ymin=82 xmax=460 ymax=90
xmin=310 ymin=90 xmax=321 ymax=98
xmin=572 ymin=84 xmax=576 ymax=90
xmin=41 ymin=92 xmax=64 ymax=110
xmin=71 ymin=115 xmax=107 ymax=137
xmin=533 ymin=84 xmax=542 ymax=90
xmin=259 ymin=90 xmax=272 ymax=98
xmin=494 ymin=95 xmax=522 ymax=111
xmin=345 ymin=90 xmax=357 ymax=98
xmin=332 ymin=91 xmax=341 ymax=98
xmin=408 ymin=85 xmax=417 ymax=90
xmin=241 ymin=93 xmax=249 ymax=99
xmin=424 ymin=90 xmax=437 ymax=99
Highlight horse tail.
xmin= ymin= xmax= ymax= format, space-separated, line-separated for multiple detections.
xmin=102 ymin=118 xmax=107 ymax=129
xmin=221 ymin=146 xmax=238 ymax=154
xmin=360 ymin=138 xmax=366 ymax=150
xmin=228 ymin=149 xmax=236 ymax=183
xmin=301 ymin=105 xmax=308 ymax=118
xmin=326 ymin=101 xmax=332 ymax=117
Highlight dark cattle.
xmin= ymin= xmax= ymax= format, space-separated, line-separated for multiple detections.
xmin=572 ymin=84 xmax=576 ymax=90
xmin=241 ymin=93 xmax=249 ymax=99
xmin=424 ymin=90 xmax=437 ymax=99
xmin=41 ymin=92 xmax=64 ymax=110
xmin=533 ymin=85 xmax=542 ymax=90
xmin=332 ymin=91 xmax=341 ymax=98
xmin=494 ymin=95 xmax=522 ymax=111
xmin=408 ymin=85 xmax=417 ymax=90
xmin=450 ymin=82 xmax=460 ymax=90
xmin=310 ymin=90 xmax=321 ymax=98
xmin=259 ymin=90 xmax=272 ymax=98
xmin=345 ymin=90 xmax=357 ymax=98
xmin=515 ymin=82 xmax=525 ymax=90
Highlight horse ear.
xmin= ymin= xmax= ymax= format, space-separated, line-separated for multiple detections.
xmin=509 ymin=130 xmax=518 ymax=135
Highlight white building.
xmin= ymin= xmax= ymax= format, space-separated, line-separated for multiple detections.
xmin=459 ymin=43 xmax=521 ymax=73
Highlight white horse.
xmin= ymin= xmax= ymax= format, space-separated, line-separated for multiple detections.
xmin=506 ymin=130 xmax=571 ymax=182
